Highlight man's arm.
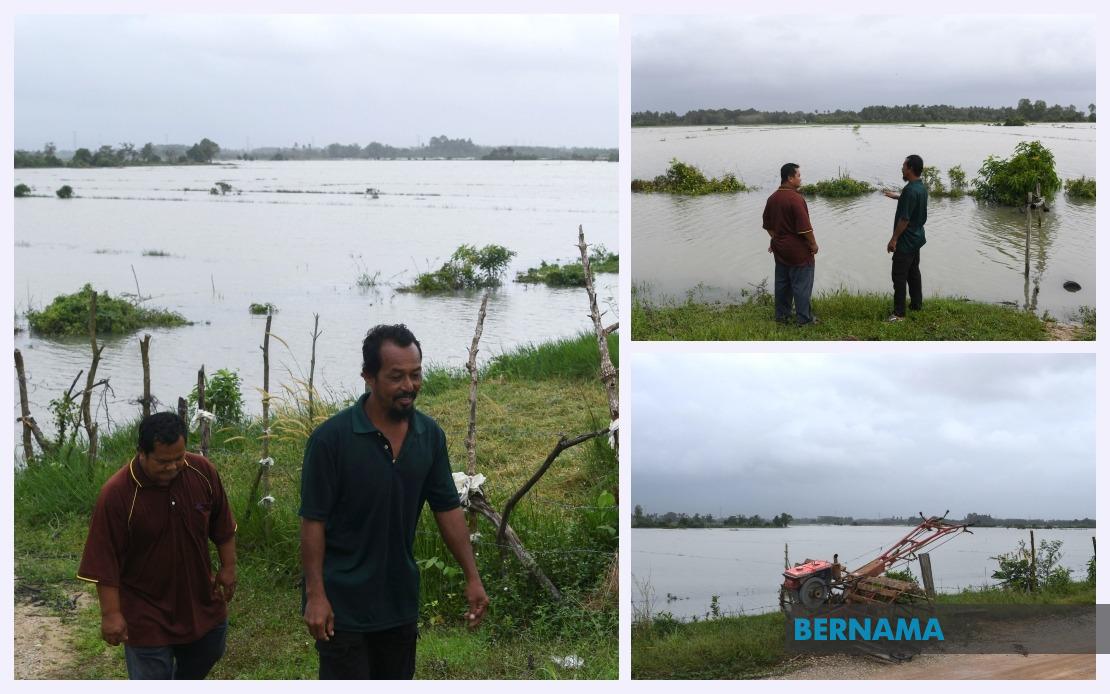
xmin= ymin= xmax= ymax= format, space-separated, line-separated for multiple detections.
xmin=434 ymin=508 xmax=489 ymax=628
xmin=301 ymin=518 xmax=335 ymax=640
xmin=96 ymin=584 xmax=128 ymax=646
xmin=883 ymin=190 xmax=901 ymax=199
xmin=799 ymin=229 xmax=819 ymax=255
xmin=888 ymin=218 xmax=910 ymax=253
xmin=213 ymin=537 xmax=237 ymax=603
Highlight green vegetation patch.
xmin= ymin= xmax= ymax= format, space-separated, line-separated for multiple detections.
xmin=632 ymin=159 xmax=748 ymax=195
xmin=799 ymin=175 xmax=874 ymax=197
xmin=401 ymin=244 xmax=516 ymax=293
xmin=26 ymin=284 xmax=189 ymax=337
xmin=973 ymin=140 xmax=1061 ymax=206
xmin=516 ymin=247 xmax=617 ymax=287
xmin=15 ymin=183 xmax=31 ymax=198
xmin=248 ymin=302 xmax=277 ymax=315
xmin=56 ymin=185 xmax=74 ymax=199
xmin=632 ymin=288 xmax=1052 ymax=341
xmin=1065 ymin=176 xmax=1095 ymax=199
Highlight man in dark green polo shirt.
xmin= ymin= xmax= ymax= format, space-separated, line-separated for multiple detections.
xmin=883 ymin=154 xmax=928 ymax=321
xmin=299 ymin=324 xmax=488 ymax=679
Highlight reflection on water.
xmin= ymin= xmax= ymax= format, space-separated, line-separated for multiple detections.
xmin=14 ymin=160 xmax=617 ymax=434
xmin=633 ymin=124 xmax=1095 ymax=320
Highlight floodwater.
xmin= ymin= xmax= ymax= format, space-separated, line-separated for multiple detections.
xmin=632 ymin=526 xmax=1094 ymax=620
xmin=633 ymin=123 xmax=1095 ymax=321
xmin=13 ymin=160 xmax=617 ymax=435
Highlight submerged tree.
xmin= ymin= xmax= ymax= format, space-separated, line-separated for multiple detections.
xmin=972 ymin=140 xmax=1061 ymax=206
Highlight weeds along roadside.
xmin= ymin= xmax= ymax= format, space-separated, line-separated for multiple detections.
xmin=14 ymin=331 xmax=619 ymax=678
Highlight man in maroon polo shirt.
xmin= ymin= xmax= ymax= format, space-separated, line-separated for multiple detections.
xmin=763 ymin=162 xmax=819 ymax=325
xmin=78 ymin=412 xmax=237 ymax=679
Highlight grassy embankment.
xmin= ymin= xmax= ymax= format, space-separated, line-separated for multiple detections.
xmin=14 ymin=333 xmax=618 ymax=679
xmin=631 ymin=581 xmax=1095 ymax=680
xmin=632 ymin=286 xmax=1091 ymax=341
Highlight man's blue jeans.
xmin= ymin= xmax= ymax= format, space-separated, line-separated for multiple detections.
xmin=124 ymin=621 xmax=227 ymax=680
xmin=774 ymin=263 xmax=815 ymax=325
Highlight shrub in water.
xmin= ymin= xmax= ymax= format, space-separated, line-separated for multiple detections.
xmin=26 ymin=284 xmax=188 ymax=336
xmin=631 ymin=159 xmax=747 ymax=195
xmin=15 ymin=183 xmax=31 ymax=198
xmin=1064 ymin=176 xmax=1095 ymax=199
xmin=972 ymin=140 xmax=1061 ymax=206
xmin=799 ymin=175 xmax=874 ymax=197
xmin=56 ymin=185 xmax=74 ymax=199
xmin=405 ymin=244 xmax=516 ymax=292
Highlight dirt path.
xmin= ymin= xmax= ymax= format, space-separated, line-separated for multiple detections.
xmin=781 ymin=653 xmax=1094 ymax=680
xmin=13 ymin=598 xmax=81 ymax=679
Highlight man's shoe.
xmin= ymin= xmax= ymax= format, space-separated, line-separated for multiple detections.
xmin=886 ymin=314 xmax=904 ymax=322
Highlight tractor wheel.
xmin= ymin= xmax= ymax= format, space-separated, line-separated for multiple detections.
xmin=799 ymin=576 xmax=829 ymax=608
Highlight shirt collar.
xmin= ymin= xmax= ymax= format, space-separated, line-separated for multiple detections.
xmin=350 ymin=391 xmax=426 ymax=435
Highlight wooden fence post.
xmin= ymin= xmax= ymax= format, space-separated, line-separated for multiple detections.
xmin=465 ymin=292 xmax=490 ymax=537
xmin=80 ymin=291 xmax=105 ymax=472
xmin=15 ymin=349 xmax=34 ymax=462
xmin=197 ymin=366 xmax=211 ymax=458
xmin=140 ymin=335 xmax=151 ymax=419
xmin=308 ymin=314 xmax=321 ymax=423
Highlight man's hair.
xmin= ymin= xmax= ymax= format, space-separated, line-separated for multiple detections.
xmin=905 ymin=154 xmax=924 ymax=177
xmin=137 ymin=412 xmax=187 ymax=453
xmin=781 ymin=163 xmax=800 ymax=184
xmin=362 ymin=324 xmax=422 ymax=377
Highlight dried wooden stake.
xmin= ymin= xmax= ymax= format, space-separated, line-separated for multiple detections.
xmin=139 ymin=335 xmax=152 ymax=419
xmin=244 ymin=314 xmax=274 ymax=533
xmin=464 ymin=292 xmax=490 ymax=535
xmin=307 ymin=313 xmax=321 ymax=422
xmin=197 ymin=365 xmax=211 ymax=458
xmin=576 ymin=225 xmax=619 ymax=455
xmin=15 ymin=349 xmax=35 ymax=462
xmin=80 ymin=291 xmax=106 ymax=470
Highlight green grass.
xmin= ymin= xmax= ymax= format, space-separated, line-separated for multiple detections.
xmin=632 ymin=288 xmax=1055 ymax=341
xmin=248 ymin=302 xmax=277 ymax=315
xmin=631 ymin=581 xmax=1094 ymax=679
xmin=15 ymin=333 xmax=617 ymax=679
xmin=633 ymin=611 xmax=786 ymax=679
xmin=26 ymin=284 xmax=189 ymax=337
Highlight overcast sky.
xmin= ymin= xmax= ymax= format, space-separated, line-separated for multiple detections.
xmin=633 ymin=15 xmax=1095 ymax=114
xmin=632 ymin=353 xmax=1094 ymax=520
xmin=15 ymin=15 xmax=616 ymax=151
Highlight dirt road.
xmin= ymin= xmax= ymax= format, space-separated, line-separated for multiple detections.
xmin=13 ymin=599 xmax=80 ymax=679
xmin=781 ymin=653 xmax=1094 ymax=680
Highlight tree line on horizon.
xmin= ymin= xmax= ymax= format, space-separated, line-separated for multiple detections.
xmin=633 ymin=507 xmax=1095 ymax=529
xmin=15 ymin=134 xmax=617 ymax=168
xmin=632 ymin=98 xmax=1094 ymax=127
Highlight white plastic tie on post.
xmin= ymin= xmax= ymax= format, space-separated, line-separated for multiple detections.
xmin=259 ymin=495 xmax=275 ymax=507
xmin=258 ymin=457 xmax=274 ymax=468
xmin=191 ymin=409 xmax=216 ymax=427
xmin=607 ymin=418 xmax=619 ymax=449
xmin=452 ymin=472 xmax=487 ymax=507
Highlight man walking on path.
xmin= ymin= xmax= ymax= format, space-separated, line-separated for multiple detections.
xmin=763 ymin=162 xmax=819 ymax=325
xmin=78 ymin=412 xmax=238 ymax=680
xmin=300 ymin=324 xmax=489 ymax=679
xmin=883 ymin=154 xmax=928 ymax=321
